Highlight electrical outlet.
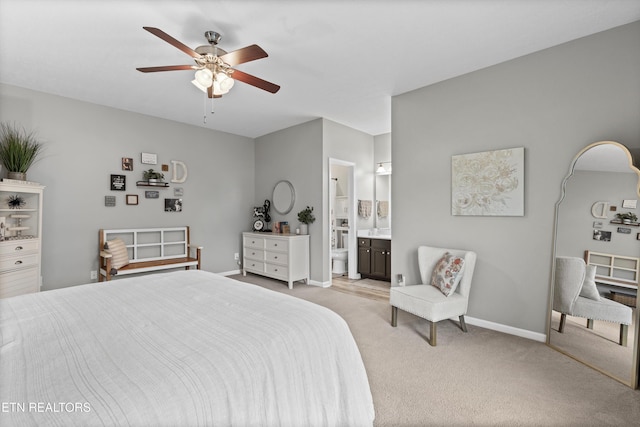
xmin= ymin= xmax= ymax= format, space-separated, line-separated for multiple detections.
xmin=234 ymin=253 xmax=239 ymax=261
xmin=90 ymin=270 xmax=98 ymax=280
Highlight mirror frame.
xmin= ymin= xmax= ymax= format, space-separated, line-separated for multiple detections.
xmin=272 ymin=180 xmax=295 ymax=215
xmin=546 ymin=140 xmax=640 ymax=389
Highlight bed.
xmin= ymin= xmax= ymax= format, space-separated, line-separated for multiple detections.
xmin=0 ymin=270 xmax=374 ymax=426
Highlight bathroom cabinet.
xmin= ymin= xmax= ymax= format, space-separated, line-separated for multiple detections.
xmin=358 ymin=237 xmax=391 ymax=281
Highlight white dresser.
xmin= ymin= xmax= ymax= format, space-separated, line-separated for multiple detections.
xmin=0 ymin=181 xmax=44 ymax=298
xmin=242 ymin=232 xmax=309 ymax=289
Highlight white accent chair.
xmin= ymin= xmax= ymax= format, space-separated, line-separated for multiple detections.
xmin=390 ymin=246 xmax=477 ymax=346
xmin=553 ymin=256 xmax=632 ymax=346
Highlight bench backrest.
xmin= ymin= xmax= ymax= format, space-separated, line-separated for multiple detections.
xmin=99 ymin=226 xmax=191 ymax=264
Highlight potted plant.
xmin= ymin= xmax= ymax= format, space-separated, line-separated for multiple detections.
xmin=143 ymin=169 xmax=164 ymax=184
xmin=0 ymin=122 xmax=43 ymax=181
xmin=297 ymin=205 xmax=315 ymax=235
xmin=615 ymin=212 xmax=638 ymax=224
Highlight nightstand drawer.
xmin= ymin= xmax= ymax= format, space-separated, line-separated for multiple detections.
xmin=0 ymin=266 xmax=39 ymax=298
xmin=0 ymin=253 xmax=39 ymax=271
xmin=0 ymin=240 xmax=39 ymax=255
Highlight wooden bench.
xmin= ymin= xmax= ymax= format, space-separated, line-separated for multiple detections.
xmin=99 ymin=226 xmax=202 ymax=281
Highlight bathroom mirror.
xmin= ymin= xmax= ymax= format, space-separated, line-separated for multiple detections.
xmin=272 ymin=180 xmax=295 ymax=215
xmin=547 ymin=141 xmax=640 ymax=388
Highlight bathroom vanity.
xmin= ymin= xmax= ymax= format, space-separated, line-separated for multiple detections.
xmin=357 ymin=236 xmax=391 ymax=281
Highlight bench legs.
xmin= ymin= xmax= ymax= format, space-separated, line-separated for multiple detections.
xmin=558 ymin=313 xmax=567 ymax=333
xmin=620 ymin=324 xmax=628 ymax=347
xmin=391 ymin=306 xmax=397 ymax=327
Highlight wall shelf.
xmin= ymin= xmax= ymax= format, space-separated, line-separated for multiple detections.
xmin=136 ymin=181 xmax=169 ymax=188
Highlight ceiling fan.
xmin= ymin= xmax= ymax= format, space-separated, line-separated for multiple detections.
xmin=136 ymin=27 xmax=280 ymax=99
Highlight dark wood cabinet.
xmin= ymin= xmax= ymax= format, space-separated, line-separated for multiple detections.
xmin=358 ymin=238 xmax=391 ymax=281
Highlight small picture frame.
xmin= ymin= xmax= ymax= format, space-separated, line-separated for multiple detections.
xmin=637 ymin=233 xmax=640 ymax=241
xmin=617 ymin=227 xmax=631 ymax=234
xmin=110 ymin=174 xmax=126 ymax=191
xmin=126 ymin=194 xmax=139 ymax=205
xmin=145 ymin=191 xmax=159 ymax=199
xmin=105 ymin=196 xmax=116 ymax=207
xmin=593 ymin=229 xmax=611 ymax=242
xmin=622 ymin=199 xmax=637 ymax=209
xmin=593 ymin=221 xmax=603 ymax=229
xmin=165 ymin=198 xmax=182 ymax=212
xmin=122 ymin=157 xmax=133 ymax=171
xmin=141 ymin=152 xmax=157 ymax=165
xmin=174 ymin=187 xmax=184 ymax=197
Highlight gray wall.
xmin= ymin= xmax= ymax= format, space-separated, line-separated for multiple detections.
xmin=0 ymin=84 xmax=255 ymax=290
xmin=557 ymin=170 xmax=639 ymax=259
xmin=392 ymin=21 xmax=640 ymax=335
xmin=254 ymin=119 xmax=324 ymax=282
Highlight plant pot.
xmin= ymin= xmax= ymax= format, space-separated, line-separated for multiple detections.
xmin=299 ymin=224 xmax=308 ymax=235
xmin=7 ymin=171 xmax=26 ymax=181
xmin=623 ymin=219 xmax=631 ymax=224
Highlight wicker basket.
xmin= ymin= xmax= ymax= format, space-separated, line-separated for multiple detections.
xmin=610 ymin=291 xmax=637 ymax=308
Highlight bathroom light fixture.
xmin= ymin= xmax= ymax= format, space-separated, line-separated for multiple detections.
xmin=376 ymin=162 xmax=392 ymax=175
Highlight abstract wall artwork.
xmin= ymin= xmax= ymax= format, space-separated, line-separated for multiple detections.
xmin=452 ymin=147 xmax=524 ymax=216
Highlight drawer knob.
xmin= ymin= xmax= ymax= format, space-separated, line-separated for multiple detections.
xmin=274 ymin=243 xmax=278 ymax=247
xmin=15 ymin=260 xmax=23 ymax=265
xmin=274 ymin=256 xmax=278 ymax=259
xmin=15 ymin=246 xmax=23 ymax=251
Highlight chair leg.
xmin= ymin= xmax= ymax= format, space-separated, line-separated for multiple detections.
xmin=620 ymin=324 xmax=628 ymax=347
xmin=459 ymin=315 xmax=468 ymax=332
xmin=391 ymin=306 xmax=397 ymax=327
xmin=429 ymin=321 xmax=437 ymax=346
xmin=586 ymin=319 xmax=594 ymax=330
xmin=558 ymin=313 xmax=566 ymax=333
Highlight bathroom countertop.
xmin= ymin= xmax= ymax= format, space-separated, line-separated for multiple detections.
xmin=357 ymin=230 xmax=391 ymax=240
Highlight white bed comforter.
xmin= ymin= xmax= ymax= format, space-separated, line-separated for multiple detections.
xmin=0 ymin=270 xmax=374 ymax=426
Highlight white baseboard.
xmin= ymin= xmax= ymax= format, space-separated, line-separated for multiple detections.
xmin=465 ymin=316 xmax=547 ymax=343
xmin=308 ymin=279 xmax=330 ymax=288
xmin=218 ymin=269 xmax=242 ymax=276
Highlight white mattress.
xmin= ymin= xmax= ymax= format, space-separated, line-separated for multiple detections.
xmin=0 ymin=270 xmax=374 ymax=426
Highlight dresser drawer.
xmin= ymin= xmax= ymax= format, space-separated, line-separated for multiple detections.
xmin=265 ymin=239 xmax=288 ymax=252
xmin=265 ymin=263 xmax=288 ymax=280
xmin=0 ymin=266 xmax=39 ymax=298
xmin=0 ymin=253 xmax=39 ymax=271
xmin=266 ymin=251 xmax=288 ymax=265
xmin=244 ymin=260 xmax=265 ymax=272
xmin=244 ymin=236 xmax=265 ymax=250
xmin=0 ymin=240 xmax=40 ymax=255
xmin=244 ymin=248 xmax=264 ymax=261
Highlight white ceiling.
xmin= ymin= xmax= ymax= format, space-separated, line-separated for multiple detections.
xmin=1 ymin=1 xmax=639 ymax=138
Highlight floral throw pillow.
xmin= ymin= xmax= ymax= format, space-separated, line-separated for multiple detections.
xmin=430 ymin=252 xmax=465 ymax=297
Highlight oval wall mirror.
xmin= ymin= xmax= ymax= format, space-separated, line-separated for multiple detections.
xmin=272 ymin=180 xmax=295 ymax=214
xmin=547 ymin=141 xmax=640 ymax=389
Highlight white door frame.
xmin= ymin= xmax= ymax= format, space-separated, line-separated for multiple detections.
xmin=328 ymin=158 xmax=359 ymax=283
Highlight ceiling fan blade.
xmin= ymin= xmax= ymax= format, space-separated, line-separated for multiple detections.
xmin=143 ymin=26 xmax=200 ymax=58
xmin=219 ymin=44 xmax=268 ymax=66
xmin=136 ymin=65 xmax=196 ymax=73
xmin=231 ymin=69 xmax=280 ymax=94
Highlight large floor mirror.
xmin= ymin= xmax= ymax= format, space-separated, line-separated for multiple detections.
xmin=548 ymin=141 xmax=640 ymax=388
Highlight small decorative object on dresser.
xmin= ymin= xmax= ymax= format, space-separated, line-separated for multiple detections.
xmin=0 ymin=122 xmax=43 ymax=181
xmin=297 ymin=205 xmax=315 ymax=235
xmin=242 ymin=231 xmax=309 ymax=289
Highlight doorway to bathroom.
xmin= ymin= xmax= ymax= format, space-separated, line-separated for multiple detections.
xmin=329 ymin=158 xmax=357 ymax=284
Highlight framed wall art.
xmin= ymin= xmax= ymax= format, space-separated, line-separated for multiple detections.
xmin=452 ymin=147 xmax=524 ymax=216
xmin=122 ymin=157 xmax=133 ymax=171
xmin=126 ymin=194 xmax=139 ymax=205
xmin=110 ymin=174 xmax=126 ymax=191
xmin=165 ymin=198 xmax=182 ymax=212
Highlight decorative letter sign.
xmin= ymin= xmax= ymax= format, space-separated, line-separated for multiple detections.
xmin=171 ymin=160 xmax=188 ymax=183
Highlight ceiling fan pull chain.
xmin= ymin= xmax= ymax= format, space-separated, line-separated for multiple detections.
xmin=203 ymin=92 xmax=207 ymax=124
xmin=211 ymin=97 xmax=215 ymax=115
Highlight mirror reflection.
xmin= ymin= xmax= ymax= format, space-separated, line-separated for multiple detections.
xmin=375 ymin=164 xmax=391 ymax=230
xmin=549 ymin=141 xmax=639 ymax=388
xmin=272 ymin=180 xmax=295 ymax=215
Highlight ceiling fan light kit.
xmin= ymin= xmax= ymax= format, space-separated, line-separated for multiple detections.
xmin=137 ymin=26 xmax=279 ymax=120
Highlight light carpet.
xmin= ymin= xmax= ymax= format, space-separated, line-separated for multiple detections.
xmin=230 ymin=274 xmax=640 ymax=426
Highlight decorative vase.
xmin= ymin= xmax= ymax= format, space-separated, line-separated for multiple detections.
xmin=299 ymin=224 xmax=308 ymax=235
xmin=7 ymin=171 xmax=26 ymax=181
